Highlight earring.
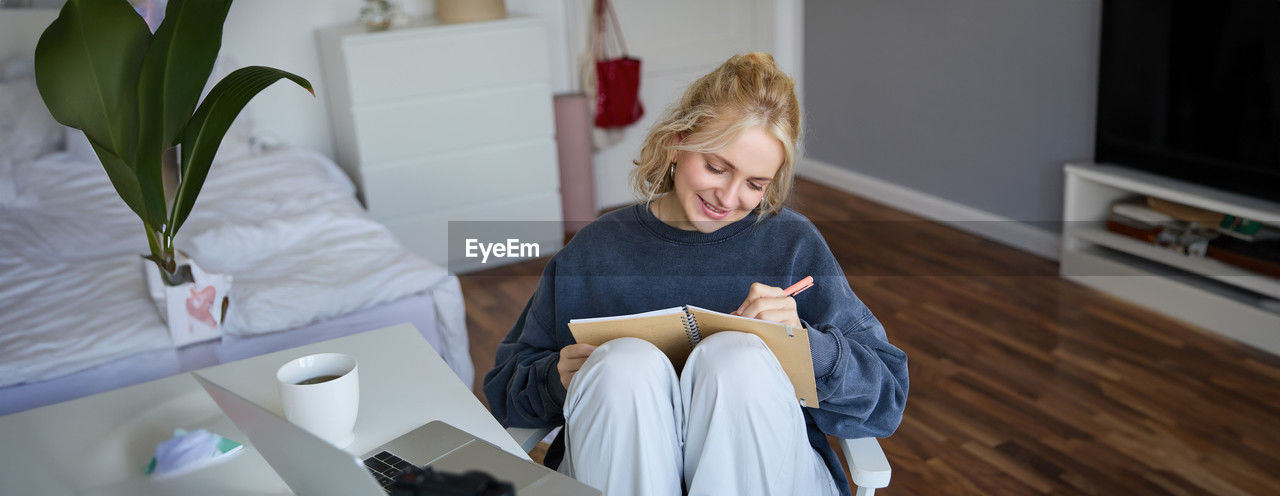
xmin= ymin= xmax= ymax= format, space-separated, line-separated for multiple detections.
xmin=668 ymin=162 xmax=676 ymax=177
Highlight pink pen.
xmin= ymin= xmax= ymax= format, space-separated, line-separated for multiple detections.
xmin=733 ymin=276 xmax=816 ymax=316
xmin=784 ymin=276 xmax=814 ymax=297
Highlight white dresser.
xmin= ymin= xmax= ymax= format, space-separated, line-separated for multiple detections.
xmin=318 ymin=17 xmax=563 ymax=273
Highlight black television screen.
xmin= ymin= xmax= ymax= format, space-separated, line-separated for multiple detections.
xmin=1096 ymin=0 xmax=1280 ymax=200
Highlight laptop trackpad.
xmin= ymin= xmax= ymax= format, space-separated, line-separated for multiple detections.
xmin=372 ymin=422 xmax=477 ymax=464
xmin=426 ymin=441 xmax=549 ymax=489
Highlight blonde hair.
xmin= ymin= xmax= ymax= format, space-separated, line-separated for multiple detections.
xmin=631 ymin=52 xmax=802 ymax=217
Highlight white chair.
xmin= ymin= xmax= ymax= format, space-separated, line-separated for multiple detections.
xmin=506 ymin=426 xmax=891 ymax=495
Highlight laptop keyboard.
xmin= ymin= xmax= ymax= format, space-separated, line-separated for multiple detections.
xmin=364 ymin=450 xmax=415 ymax=492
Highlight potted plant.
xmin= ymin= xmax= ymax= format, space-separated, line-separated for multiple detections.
xmin=33 ymin=0 xmax=312 ymax=343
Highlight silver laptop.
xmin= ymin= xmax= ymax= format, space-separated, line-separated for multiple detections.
xmin=193 ymin=373 xmax=597 ymax=496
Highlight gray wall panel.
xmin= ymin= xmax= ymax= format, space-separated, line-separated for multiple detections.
xmin=804 ymin=0 xmax=1100 ymax=228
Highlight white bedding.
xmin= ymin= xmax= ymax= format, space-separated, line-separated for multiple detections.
xmin=0 ymin=145 xmax=468 ymax=389
xmin=181 ymin=147 xmax=447 ymax=335
xmin=0 ymin=291 xmax=450 ymax=416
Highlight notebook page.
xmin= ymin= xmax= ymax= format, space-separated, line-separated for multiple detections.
xmin=569 ymin=306 xmax=686 ymax=324
xmin=686 ymin=306 xmax=819 ymax=408
xmin=682 ymin=305 xmax=791 ymax=333
xmin=568 ymin=310 xmax=698 ymax=368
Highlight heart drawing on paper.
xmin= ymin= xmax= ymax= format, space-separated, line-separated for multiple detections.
xmin=186 ymin=285 xmax=218 ymax=329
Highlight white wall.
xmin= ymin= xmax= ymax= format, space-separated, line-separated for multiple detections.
xmin=220 ymin=1 xmax=432 ymax=159
xmin=578 ymin=0 xmax=779 ymax=209
xmin=11 ymin=0 xmax=790 ymax=208
xmin=223 ymin=0 xmax=783 ymax=209
xmin=220 ymin=0 xmax=572 ymax=160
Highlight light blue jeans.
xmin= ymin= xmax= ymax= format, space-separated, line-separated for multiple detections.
xmin=560 ymin=332 xmax=839 ymax=496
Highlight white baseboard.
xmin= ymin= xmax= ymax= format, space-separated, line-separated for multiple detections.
xmin=797 ymin=157 xmax=1062 ymax=261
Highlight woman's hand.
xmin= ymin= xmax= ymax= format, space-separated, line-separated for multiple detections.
xmin=733 ymin=282 xmax=802 ymax=328
xmin=557 ymin=343 xmax=598 ymax=390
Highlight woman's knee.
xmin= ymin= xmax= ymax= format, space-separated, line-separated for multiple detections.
xmin=574 ymin=337 xmax=675 ymax=392
xmin=687 ymin=331 xmax=783 ymax=384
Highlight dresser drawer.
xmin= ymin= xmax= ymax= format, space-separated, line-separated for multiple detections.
xmin=380 ymin=191 xmax=563 ymax=271
xmin=351 ymin=85 xmax=553 ymax=163
xmin=362 ymin=140 xmax=559 ymax=218
xmin=340 ymin=23 xmax=549 ymax=105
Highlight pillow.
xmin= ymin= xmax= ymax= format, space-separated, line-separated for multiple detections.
xmin=63 ymin=126 xmax=96 ymax=160
xmin=1 ymin=57 xmax=57 ymax=202
xmin=0 ymin=155 xmax=15 ymax=202
xmin=0 ymin=76 xmax=65 ymax=165
xmin=0 ymin=55 xmax=35 ymax=82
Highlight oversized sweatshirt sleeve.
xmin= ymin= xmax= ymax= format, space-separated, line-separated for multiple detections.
xmin=482 ymin=259 xmax=570 ymax=428
xmin=796 ymin=225 xmax=909 ymax=439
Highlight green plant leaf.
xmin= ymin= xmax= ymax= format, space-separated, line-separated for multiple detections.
xmin=34 ymin=0 xmax=148 ymax=161
xmin=130 ymin=144 xmax=168 ymax=231
xmin=135 ymin=0 xmax=235 ymax=231
xmin=169 ymin=66 xmax=313 ymax=235
xmin=84 ymin=135 xmax=147 ymax=222
xmin=138 ymin=0 xmax=234 ymax=148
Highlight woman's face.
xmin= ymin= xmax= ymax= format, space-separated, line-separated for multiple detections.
xmin=665 ymin=125 xmax=785 ymax=233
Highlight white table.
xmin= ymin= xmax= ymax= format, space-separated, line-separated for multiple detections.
xmin=0 ymin=324 xmax=521 ymax=495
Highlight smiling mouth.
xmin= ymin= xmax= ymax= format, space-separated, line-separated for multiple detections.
xmin=699 ymin=195 xmax=729 ymax=216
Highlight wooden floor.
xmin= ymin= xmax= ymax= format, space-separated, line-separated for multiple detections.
xmin=459 ymin=178 xmax=1280 ymax=495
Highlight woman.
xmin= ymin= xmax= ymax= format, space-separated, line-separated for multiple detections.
xmin=483 ymin=53 xmax=908 ymax=496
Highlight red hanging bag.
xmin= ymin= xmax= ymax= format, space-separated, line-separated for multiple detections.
xmin=593 ymin=0 xmax=644 ymax=128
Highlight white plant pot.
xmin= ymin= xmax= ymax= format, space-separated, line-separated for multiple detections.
xmin=142 ymin=255 xmax=232 ymax=347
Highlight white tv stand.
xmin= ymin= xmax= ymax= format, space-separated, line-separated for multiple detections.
xmin=1061 ymin=163 xmax=1280 ymax=355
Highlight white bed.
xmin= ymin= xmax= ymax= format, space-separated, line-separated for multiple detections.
xmin=0 ymin=44 xmax=472 ymax=415
xmin=0 ymin=292 xmax=449 ymax=415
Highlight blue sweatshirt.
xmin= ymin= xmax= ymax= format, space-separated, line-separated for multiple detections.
xmin=483 ymin=203 xmax=909 ymax=495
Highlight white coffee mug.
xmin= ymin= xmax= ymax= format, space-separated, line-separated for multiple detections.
xmin=276 ymin=353 xmax=359 ymax=448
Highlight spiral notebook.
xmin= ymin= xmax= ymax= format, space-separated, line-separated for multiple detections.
xmin=568 ymin=305 xmax=819 ymax=407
